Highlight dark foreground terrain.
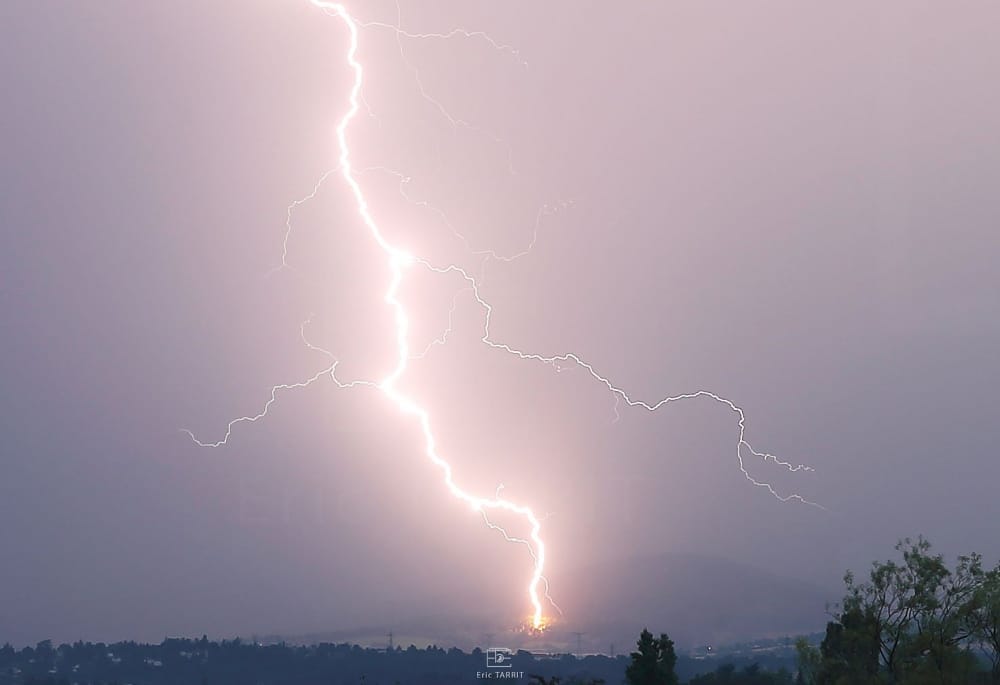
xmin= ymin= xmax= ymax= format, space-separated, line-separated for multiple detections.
xmin=0 ymin=637 xmax=798 ymax=685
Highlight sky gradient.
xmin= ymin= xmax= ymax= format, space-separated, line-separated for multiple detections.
xmin=2 ymin=0 xmax=999 ymax=649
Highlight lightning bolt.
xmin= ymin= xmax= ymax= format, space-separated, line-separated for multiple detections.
xmin=184 ymin=1 xmax=821 ymax=633
xmin=271 ymin=167 xmax=338 ymax=275
xmin=376 ymin=0 xmax=520 ymax=175
xmin=315 ymin=4 xmax=554 ymax=629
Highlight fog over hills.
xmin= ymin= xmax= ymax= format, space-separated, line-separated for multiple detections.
xmin=264 ymin=553 xmax=836 ymax=653
xmin=554 ymin=552 xmax=837 ymax=648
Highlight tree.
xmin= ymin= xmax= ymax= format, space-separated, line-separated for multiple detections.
xmin=625 ymin=629 xmax=678 ymax=685
xmin=817 ymin=537 xmax=998 ymax=684
xmin=794 ymin=637 xmax=821 ymax=685
xmin=909 ymin=551 xmax=983 ymax=682
xmin=969 ymin=563 xmax=1000 ymax=683
xmin=839 ymin=537 xmax=946 ymax=680
xmin=816 ymin=610 xmax=879 ymax=685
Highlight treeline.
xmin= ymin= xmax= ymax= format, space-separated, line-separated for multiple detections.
xmin=4 ymin=537 xmax=996 ymax=684
xmin=612 ymin=538 xmax=1000 ymax=685
xmin=0 ymin=636 xmax=796 ymax=685
xmin=795 ymin=537 xmax=1000 ymax=684
xmin=0 ymin=640 xmax=626 ymax=685
xmin=623 ymin=629 xmax=795 ymax=685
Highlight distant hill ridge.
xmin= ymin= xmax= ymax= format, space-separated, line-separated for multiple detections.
xmin=255 ymin=552 xmax=835 ymax=652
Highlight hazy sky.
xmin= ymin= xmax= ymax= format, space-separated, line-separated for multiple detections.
xmin=2 ymin=0 xmax=999 ymax=648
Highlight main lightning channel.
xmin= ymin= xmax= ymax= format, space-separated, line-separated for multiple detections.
xmin=314 ymin=1 xmax=551 ymax=630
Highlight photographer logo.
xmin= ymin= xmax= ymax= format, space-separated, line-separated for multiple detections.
xmin=477 ymin=647 xmax=524 ymax=679
xmin=486 ymin=647 xmax=512 ymax=668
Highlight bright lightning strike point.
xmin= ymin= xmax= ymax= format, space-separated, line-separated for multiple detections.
xmin=184 ymin=1 xmax=822 ymax=635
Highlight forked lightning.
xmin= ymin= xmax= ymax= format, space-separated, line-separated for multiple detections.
xmin=184 ymin=1 xmax=820 ymax=633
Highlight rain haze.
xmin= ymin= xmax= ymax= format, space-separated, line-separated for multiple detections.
xmin=1 ymin=0 xmax=999 ymax=656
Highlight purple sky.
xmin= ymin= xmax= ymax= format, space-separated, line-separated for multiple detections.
xmin=1 ymin=0 xmax=999 ymax=648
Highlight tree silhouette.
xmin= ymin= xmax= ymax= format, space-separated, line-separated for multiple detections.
xmin=529 ymin=676 xmax=560 ymax=685
xmin=969 ymin=563 xmax=1000 ymax=683
xmin=625 ymin=628 xmax=678 ymax=685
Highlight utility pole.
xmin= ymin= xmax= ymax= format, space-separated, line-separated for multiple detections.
xmin=386 ymin=631 xmax=393 ymax=652
xmin=484 ymin=633 xmax=495 ymax=648
xmin=571 ymin=632 xmax=585 ymax=657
